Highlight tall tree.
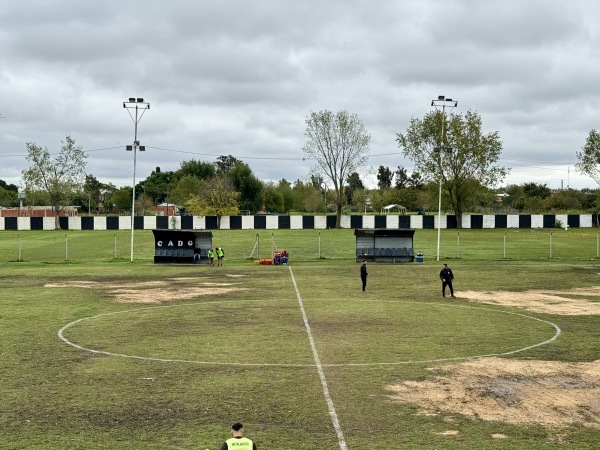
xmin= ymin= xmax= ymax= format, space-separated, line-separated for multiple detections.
xmin=227 ymin=162 xmax=263 ymax=213
xmin=396 ymin=110 xmax=508 ymax=228
xmin=394 ymin=166 xmax=409 ymax=189
xmin=302 ymin=110 xmax=370 ymax=227
xmin=377 ymin=165 xmax=393 ymax=189
xmin=346 ymin=172 xmax=365 ymax=205
xmin=576 ymin=129 xmax=600 ymax=185
xmin=22 ymin=135 xmax=87 ymax=229
xmin=185 ymin=174 xmax=239 ymax=226
xmin=215 ymin=155 xmax=240 ymax=173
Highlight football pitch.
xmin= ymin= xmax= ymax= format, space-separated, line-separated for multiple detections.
xmin=1 ymin=229 xmax=600 ymax=449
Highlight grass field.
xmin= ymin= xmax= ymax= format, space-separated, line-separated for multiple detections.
xmin=1 ymin=228 xmax=600 ymax=449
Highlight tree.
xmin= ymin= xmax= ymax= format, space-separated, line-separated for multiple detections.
xmin=346 ymin=172 xmax=365 ymax=205
xmin=377 ymin=165 xmax=393 ymax=189
xmin=22 ymin=135 xmax=87 ymax=229
xmin=303 ymin=110 xmax=370 ymax=227
xmin=394 ymin=166 xmax=409 ymax=189
xmin=396 ymin=110 xmax=508 ymax=228
xmin=262 ymin=182 xmax=285 ymax=213
xmin=185 ymin=174 xmax=239 ymax=226
xmin=215 ymin=155 xmax=240 ymax=173
xmin=576 ymin=129 xmax=600 ymax=185
xmin=227 ymin=162 xmax=263 ymax=213
xmin=178 ymin=159 xmax=215 ymax=180
xmin=169 ymin=175 xmax=203 ymax=206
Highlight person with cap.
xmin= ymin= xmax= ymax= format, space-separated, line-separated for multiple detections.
xmin=207 ymin=248 xmax=215 ymax=267
xmin=440 ymin=263 xmax=456 ymax=298
xmin=220 ymin=422 xmax=257 ymax=450
xmin=360 ymin=260 xmax=368 ymax=292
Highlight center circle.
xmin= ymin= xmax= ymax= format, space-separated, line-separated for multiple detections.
xmin=58 ymin=299 xmax=560 ymax=367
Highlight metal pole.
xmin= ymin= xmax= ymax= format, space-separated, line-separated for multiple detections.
xmin=597 ymin=233 xmax=599 ymax=258
xmin=550 ymin=232 xmax=553 ymax=259
xmin=18 ymin=233 xmax=21 ymax=262
xmin=65 ymin=233 xmax=68 ymax=261
xmin=457 ymin=232 xmax=460 ymax=259
xmin=114 ymin=233 xmax=117 ymax=258
xmin=503 ymin=232 xmax=506 ymax=259
xmin=256 ymin=233 xmax=259 ymax=259
xmin=130 ymin=104 xmax=138 ymax=263
xmin=436 ymin=105 xmax=445 ymax=262
xmin=319 ymin=231 xmax=321 ymax=259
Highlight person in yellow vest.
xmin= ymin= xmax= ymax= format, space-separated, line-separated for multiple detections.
xmin=220 ymin=422 xmax=257 ymax=450
xmin=216 ymin=246 xmax=224 ymax=266
xmin=207 ymin=248 xmax=215 ymax=267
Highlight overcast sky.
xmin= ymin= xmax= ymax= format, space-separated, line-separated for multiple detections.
xmin=1 ymin=0 xmax=599 ymax=192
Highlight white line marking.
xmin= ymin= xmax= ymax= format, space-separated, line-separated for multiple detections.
xmin=58 ymin=301 xmax=561 ymax=367
xmin=288 ymin=266 xmax=348 ymax=450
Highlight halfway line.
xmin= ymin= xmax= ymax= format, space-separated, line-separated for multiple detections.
xmin=288 ymin=266 xmax=348 ymax=450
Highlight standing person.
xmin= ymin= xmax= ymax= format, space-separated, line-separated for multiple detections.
xmin=360 ymin=260 xmax=368 ymax=292
xmin=220 ymin=422 xmax=257 ymax=450
xmin=193 ymin=244 xmax=201 ymax=263
xmin=207 ymin=248 xmax=215 ymax=267
xmin=440 ymin=263 xmax=456 ymax=298
xmin=216 ymin=246 xmax=224 ymax=266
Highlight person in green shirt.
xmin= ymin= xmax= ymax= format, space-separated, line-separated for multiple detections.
xmin=207 ymin=248 xmax=215 ymax=267
xmin=216 ymin=246 xmax=224 ymax=266
xmin=220 ymin=422 xmax=257 ymax=450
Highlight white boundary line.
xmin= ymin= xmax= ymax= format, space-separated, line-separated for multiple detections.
xmin=58 ymin=301 xmax=561 ymax=367
xmin=288 ymin=265 xmax=348 ymax=450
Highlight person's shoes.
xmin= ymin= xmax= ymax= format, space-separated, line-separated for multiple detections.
xmin=451 ymin=295 xmax=456 ymax=298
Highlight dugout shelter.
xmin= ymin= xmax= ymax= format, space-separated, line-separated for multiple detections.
xmin=152 ymin=229 xmax=213 ymax=263
xmin=355 ymin=228 xmax=415 ymax=263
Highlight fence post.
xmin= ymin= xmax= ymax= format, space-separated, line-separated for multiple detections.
xmin=18 ymin=233 xmax=21 ymax=262
xmin=549 ymin=232 xmax=553 ymax=259
xmin=456 ymin=232 xmax=460 ymax=259
xmin=319 ymin=231 xmax=321 ymax=259
xmin=114 ymin=233 xmax=117 ymax=258
xmin=65 ymin=233 xmax=68 ymax=261
xmin=503 ymin=232 xmax=506 ymax=259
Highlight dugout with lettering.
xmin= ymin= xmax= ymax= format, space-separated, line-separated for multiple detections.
xmin=152 ymin=229 xmax=213 ymax=263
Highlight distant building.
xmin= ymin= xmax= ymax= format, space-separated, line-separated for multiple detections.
xmin=495 ymin=193 xmax=509 ymax=202
xmin=153 ymin=202 xmax=179 ymax=216
xmin=0 ymin=206 xmax=79 ymax=217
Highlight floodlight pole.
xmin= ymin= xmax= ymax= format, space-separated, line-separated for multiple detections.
xmin=431 ymin=95 xmax=458 ymax=262
xmin=123 ymin=98 xmax=150 ymax=262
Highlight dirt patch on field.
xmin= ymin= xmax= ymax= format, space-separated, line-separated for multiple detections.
xmin=458 ymin=286 xmax=600 ymax=315
xmin=388 ymin=286 xmax=600 ymax=431
xmin=45 ymin=278 xmax=247 ymax=304
xmin=388 ymin=356 xmax=600 ymax=429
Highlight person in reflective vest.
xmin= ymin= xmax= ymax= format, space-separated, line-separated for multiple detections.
xmin=207 ymin=248 xmax=215 ymax=267
xmin=220 ymin=422 xmax=257 ymax=450
xmin=216 ymin=246 xmax=224 ymax=266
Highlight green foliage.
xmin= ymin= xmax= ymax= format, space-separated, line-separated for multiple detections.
xmin=303 ymin=110 xmax=370 ymax=227
xmin=227 ymin=162 xmax=263 ymax=213
xmin=576 ymin=128 xmax=600 ymax=185
xmin=185 ymin=174 xmax=239 ymax=218
xmin=262 ymin=182 xmax=285 ymax=213
xmin=168 ymin=175 xmax=203 ymax=206
xmin=397 ymin=110 xmax=509 ymax=227
xmin=377 ymin=165 xmax=393 ymax=189
xmin=22 ymin=135 xmax=88 ymax=228
xmin=108 ymin=186 xmax=132 ymax=212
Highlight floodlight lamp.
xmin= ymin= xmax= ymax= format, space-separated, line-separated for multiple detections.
xmin=129 ymin=98 xmax=135 ymax=102
xmin=137 ymin=98 xmax=144 ymax=103
xmin=139 ymin=146 xmax=145 ymax=151
xmin=134 ymin=140 xmax=140 ymax=146
xmin=446 ymin=98 xmax=453 ymax=102
xmin=438 ymin=95 xmax=445 ymax=101
xmin=126 ymin=145 xmax=133 ymax=151
xmin=431 ymin=101 xmax=435 ymax=106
